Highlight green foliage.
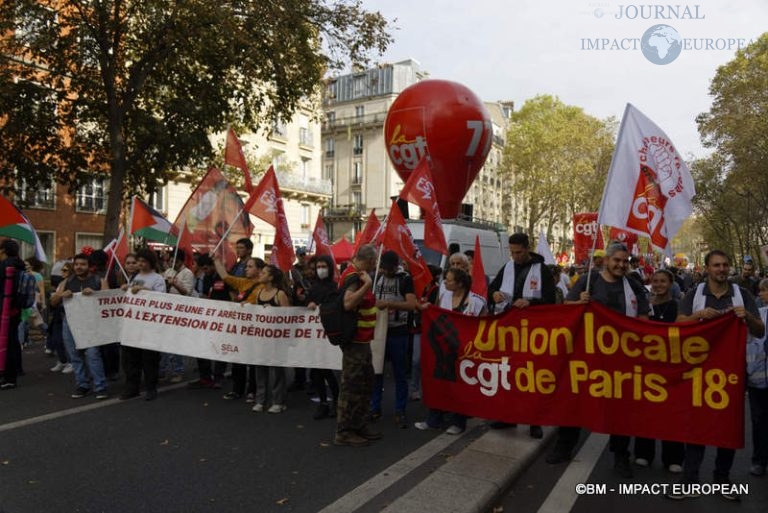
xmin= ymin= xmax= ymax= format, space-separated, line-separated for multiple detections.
xmin=695 ymin=34 xmax=768 ymax=261
xmin=500 ymin=95 xmax=616 ymax=246
xmin=0 ymin=0 xmax=391 ymax=242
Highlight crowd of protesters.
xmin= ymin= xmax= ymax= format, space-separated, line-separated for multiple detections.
xmin=0 ymin=233 xmax=766 ymax=501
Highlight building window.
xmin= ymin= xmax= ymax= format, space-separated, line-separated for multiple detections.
xmin=353 ymin=134 xmax=364 ymax=155
xmin=75 ymin=233 xmax=103 ymax=253
xmin=324 ymin=164 xmax=334 ymax=181
xmin=299 ymin=127 xmax=313 ymax=147
xmin=300 ymin=158 xmax=310 ymax=181
xmin=149 ymin=188 xmax=165 ymax=213
xmin=272 ymin=152 xmax=287 ymax=169
xmin=272 ymin=119 xmax=287 ymax=138
xmin=353 ymin=76 xmax=366 ymax=98
xmin=326 ymin=111 xmax=336 ymax=125
xmin=17 ymin=176 xmax=55 ymax=209
xmin=352 ymin=191 xmax=362 ymax=208
xmin=325 ymin=138 xmax=335 ymax=158
xmin=76 ymin=176 xmax=108 ymax=214
xmin=352 ymin=162 xmax=363 ymax=185
xmin=301 ymin=204 xmax=311 ymax=228
xmin=355 ymin=105 xmax=365 ymax=119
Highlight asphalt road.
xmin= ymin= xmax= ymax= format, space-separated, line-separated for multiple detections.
xmin=0 ymin=340 xmax=437 ymax=513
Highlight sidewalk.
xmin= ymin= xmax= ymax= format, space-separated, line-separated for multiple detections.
xmin=320 ymin=421 xmax=555 ymax=513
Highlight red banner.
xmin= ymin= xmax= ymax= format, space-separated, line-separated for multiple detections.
xmin=573 ymin=212 xmax=604 ymax=265
xmin=422 ymin=302 xmax=746 ymax=448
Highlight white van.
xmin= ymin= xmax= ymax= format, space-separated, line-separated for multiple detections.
xmin=406 ymin=219 xmax=509 ymax=279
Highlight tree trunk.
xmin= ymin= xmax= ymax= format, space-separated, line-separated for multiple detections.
xmin=102 ymin=115 xmax=127 ymax=245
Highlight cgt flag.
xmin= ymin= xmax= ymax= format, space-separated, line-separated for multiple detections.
xmin=311 ymin=213 xmax=335 ymax=265
xmin=354 ymin=209 xmax=381 ymax=254
xmin=398 ymin=157 xmax=448 ymax=255
xmin=598 ymin=104 xmax=695 ymax=255
xmin=244 ymin=166 xmax=279 ymax=227
xmin=572 ymin=212 xmax=604 ymax=265
xmin=376 ymin=200 xmax=432 ymax=296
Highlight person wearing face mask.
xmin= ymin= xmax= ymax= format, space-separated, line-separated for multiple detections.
xmin=306 ymin=255 xmax=340 ymax=419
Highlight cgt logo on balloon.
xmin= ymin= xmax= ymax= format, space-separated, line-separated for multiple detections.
xmin=384 ymin=80 xmax=493 ymax=219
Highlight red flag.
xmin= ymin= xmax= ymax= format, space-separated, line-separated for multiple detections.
xmin=470 ymin=235 xmax=487 ymax=299
xmin=398 ymin=158 xmax=448 ymax=255
xmin=225 ymin=128 xmax=253 ymax=193
xmin=354 ymin=208 xmax=381 ymax=253
xmin=105 ymin=228 xmax=131 ymax=278
xmin=377 ymin=201 xmax=432 ymax=295
xmin=270 ymin=198 xmax=295 ymax=272
xmin=572 ymin=212 xmax=604 ymax=265
xmin=311 ymin=213 xmax=335 ymax=265
xmin=244 ymin=166 xmax=279 ymax=227
xmin=173 ymin=167 xmax=252 ymax=268
xmin=608 ymin=227 xmax=639 ymax=249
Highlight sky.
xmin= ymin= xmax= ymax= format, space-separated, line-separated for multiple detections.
xmin=361 ymin=0 xmax=768 ymax=158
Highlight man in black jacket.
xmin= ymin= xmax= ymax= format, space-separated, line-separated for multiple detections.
xmin=0 ymin=239 xmax=26 ymax=389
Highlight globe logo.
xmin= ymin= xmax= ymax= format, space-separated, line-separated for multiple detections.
xmin=641 ymin=24 xmax=682 ymax=65
xmin=594 ymin=8 xmax=604 ymax=18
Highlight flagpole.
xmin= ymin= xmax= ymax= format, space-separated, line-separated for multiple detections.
xmin=584 ymin=224 xmax=602 ymax=294
xmin=169 ymin=217 xmax=186 ymax=270
xmin=108 ymin=228 xmax=129 ymax=283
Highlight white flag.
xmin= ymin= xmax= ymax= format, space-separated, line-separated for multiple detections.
xmin=536 ymin=231 xmax=556 ymax=265
xmin=598 ymin=104 xmax=695 ymax=256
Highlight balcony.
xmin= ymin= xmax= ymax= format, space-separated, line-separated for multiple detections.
xmin=275 ymin=171 xmax=332 ymax=201
xmin=351 ymin=174 xmax=363 ymax=186
xmin=321 ymin=112 xmax=388 ymax=133
xmin=325 ymin=150 xmax=335 ymax=158
xmin=323 ymin=204 xmax=367 ymax=221
xmin=353 ymin=147 xmax=364 ymax=156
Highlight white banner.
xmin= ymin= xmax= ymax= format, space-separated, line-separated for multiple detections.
xmin=64 ymin=290 xmax=342 ymax=370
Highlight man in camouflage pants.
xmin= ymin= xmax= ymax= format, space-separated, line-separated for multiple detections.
xmin=335 ymin=245 xmax=380 ymax=447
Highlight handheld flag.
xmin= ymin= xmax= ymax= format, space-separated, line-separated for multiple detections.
xmin=0 ymin=195 xmax=47 ymax=262
xmin=244 ymin=166 xmax=279 ymax=227
xmin=398 ymin=158 xmax=448 ymax=255
xmin=130 ymin=196 xmax=177 ymax=245
xmin=270 ymin=198 xmax=295 ymax=272
xmin=377 ymin=200 xmax=432 ymax=295
xmin=536 ymin=232 xmax=556 ymax=265
xmin=311 ymin=214 xmax=335 ymax=265
xmin=225 ymin=128 xmax=254 ymax=193
xmin=354 ymin=209 xmax=381 ymax=253
xmin=598 ymin=103 xmax=695 ymax=255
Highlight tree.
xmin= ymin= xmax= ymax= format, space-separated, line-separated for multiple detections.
xmin=0 ymin=0 xmax=391 ymax=243
xmin=500 ymin=95 xmax=615 ymax=247
xmin=694 ymin=34 xmax=768 ymax=262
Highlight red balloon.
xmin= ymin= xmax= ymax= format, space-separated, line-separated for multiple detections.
xmin=384 ymin=80 xmax=493 ymax=219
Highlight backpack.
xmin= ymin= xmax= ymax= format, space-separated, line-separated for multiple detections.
xmin=319 ymin=278 xmax=358 ymax=347
xmin=6 ymin=268 xmax=36 ymax=315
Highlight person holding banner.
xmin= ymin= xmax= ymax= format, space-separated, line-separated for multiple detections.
xmin=415 ymin=267 xmax=486 ymax=434
xmin=213 ymin=255 xmax=264 ymax=402
xmin=549 ymin=242 xmax=650 ymax=478
xmin=335 ymin=244 xmax=380 ymax=447
xmin=488 ymin=233 xmax=554 ymax=439
xmin=668 ymin=249 xmax=764 ymax=501
xmin=50 ymin=253 xmax=108 ymax=400
xmin=632 ymin=269 xmax=685 ymax=473
xmin=119 ymin=249 xmax=167 ymax=401
xmin=160 ymin=249 xmax=195 ymax=383
xmin=252 ymin=265 xmax=291 ymax=414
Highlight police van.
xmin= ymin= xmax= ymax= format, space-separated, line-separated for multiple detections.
xmin=407 ymin=217 xmax=509 ymax=279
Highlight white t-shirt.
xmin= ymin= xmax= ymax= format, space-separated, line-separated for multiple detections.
xmin=130 ymin=271 xmax=166 ymax=293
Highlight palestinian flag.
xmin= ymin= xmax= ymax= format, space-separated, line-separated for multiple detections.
xmin=129 ymin=196 xmax=177 ymax=244
xmin=0 ymin=195 xmax=47 ymax=262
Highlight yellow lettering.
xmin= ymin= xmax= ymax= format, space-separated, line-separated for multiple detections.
xmin=643 ymin=373 xmax=668 ymax=402
xmin=682 ymin=336 xmax=709 ymax=365
xmin=569 ymin=360 xmax=589 ymax=393
xmin=642 ymin=334 xmax=668 ymax=362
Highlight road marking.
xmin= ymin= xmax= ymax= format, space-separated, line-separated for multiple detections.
xmin=0 ymin=383 xmax=188 ymax=433
xmin=317 ymin=419 xmax=482 ymax=513
xmin=536 ymin=433 xmax=608 ymax=513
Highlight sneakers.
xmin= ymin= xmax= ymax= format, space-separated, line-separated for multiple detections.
xmin=267 ymin=404 xmax=287 ymax=414
xmin=749 ymin=463 xmax=766 ymax=476
xmin=529 ymin=425 xmax=543 ymax=439
xmin=666 ymin=483 xmax=702 ymax=500
xmin=356 ymin=426 xmax=383 ymax=440
xmin=717 ymin=479 xmax=742 ymax=502
xmin=0 ymin=382 xmax=17 ymax=390
xmin=251 ymin=403 xmax=264 ymax=412
xmin=245 ymin=393 xmax=256 ymax=403
xmin=334 ymin=432 xmax=369 ymax=447
xmin=614 ymin=454 xmax=634 ymax=479
xmin=445 ymin=425 xmax=464 ymax=435
xmin=95 ymin=391 xmax=109 ymax=400
xmin=61 ymin=363 xmax=74 ymax=374
xmin=71 ymin=387 xmax=90 ymax=399
xmin=50 ymin=361 xmax=66 ymax=372
xmin=414 ymin=421 xmax=438 ymax=431
xmin=668 ymin=464 xmax=683 ymax=474
xmin=222 ymin=392 xmax=242 ymax=400
xmin=634 ymin=457 xmax=650 ymax=467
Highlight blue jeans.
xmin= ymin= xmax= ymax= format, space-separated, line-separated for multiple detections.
xmin=410 ymin=333 xmax=421 ymax=395
xmin=371 ymin=332 xmax=409 ymax=415
xmin=62 ymin=317 xmax=107 ymax=393
xmin=159 ymin=353 xmax=184 ymax=376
